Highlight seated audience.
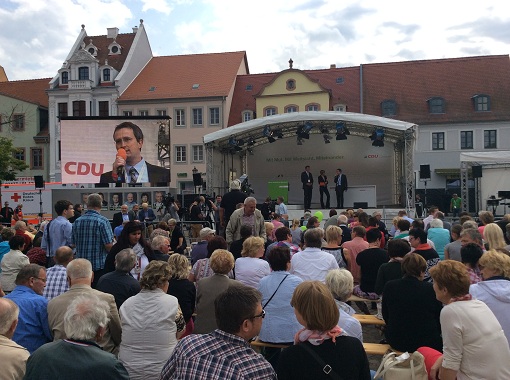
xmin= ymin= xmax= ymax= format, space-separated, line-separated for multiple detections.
xmin=469 ymin=249 xmax=510 ymax=344
xmin=150 ymin=235 xmax=171 ymax=262
xmin=290 ymin=219 xmax=302 ymax=246
xmin=24 ymin=294 xmax=129 ymax=379
xmin=419 ymin=260 xmax=510 ymax=380
xmin=382 ymin=253 xmax=443 ymax=352
xmin=483 ymin=222 xmax=508 ymax=252
xmin=0 ymin=235 xmax=30 ymax=292
xmin=337 ymin=214 xmax=352 ymax=242
xmin=230 ymin=224 xmax=252 ymax=260
xmin=190 ymin=227 xmax=215 ymax=264
xmin=235 ymin=236 xmax=271 ymax=288
xmin=427 ymin=219 xmax=450 ymax=259
xmin=374 ymin=239 xmax=411 ymax=295
xmin=393 ymin=218 xmax=410 ymax=239
xmin=119 ymin=260 xmax=185 ymax=379
xmin=265 ymin=226 xmax=300 ymax=258
xmin=160 ymin=284 xmax=276 ymax=379
xmin=167 ymin=219 xmax=187 ymax=254
xmin=257 ymin=246 xmax=303 ymax=367
xmin=277 ymin=281 xmax=370 ymax=380
xmin=341 ymin=226 xmax=369 ymax=284
xmin=444 ymin=224 xmax=462 ymax=261
xmin=461 ymin=243 xmax=483 ymax=284
xmin=189 ymin=236 xmax=233 ymax=283
xmin=194 ymin=249 xmax=239 ymax=334
xmin=0 ymin=298 xmax=30 ymax=379
xmin=26 ymin=237 xmax=46 ymax=266
xmin=43 ymin=246 xmax=73 ymax=300
xmin=321 ymin=225 xmax=348 ymax=268
xmin=408 ymin=228 xmax=440 ymax=282
xmin=325 ymin=269 xmax=363 ymax=342
xmin=96 ymin=248 xmax=141 ymax=309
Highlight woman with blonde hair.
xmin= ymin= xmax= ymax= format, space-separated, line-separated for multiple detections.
xmin=277 ymin=281 xmax=370 ymax=379
xmin=321 ymin=225 xmax=347 ymax=268
xmin=235 ymin=236 xmax=270 ymax=288
xmin=167 ymin=253 xmax=196 ymax=337
xmin=290 ymin=218 xmax=302 ymax=246
xmin=483 ymin=222 xmax=507 ymax=251
xmin=419 ymin=260 xmax=510 ymax=380
xmin=119 ymin=260 xmax=185 ymax=379
xmin=470 ymin=249 xmax=510 ymax=344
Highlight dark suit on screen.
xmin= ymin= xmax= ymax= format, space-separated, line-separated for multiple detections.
xmin=99 ymin=163 xmax=169 ymax=185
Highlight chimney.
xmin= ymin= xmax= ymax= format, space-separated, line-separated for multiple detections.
xmin=330 ymin=64 xmax=336 ymax=69
xmin=132 ymin=26 xmax=138 ymax=33
xmin=107 ymin=27 xmax=119 ymax=39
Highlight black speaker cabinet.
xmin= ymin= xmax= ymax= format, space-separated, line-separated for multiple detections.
xmin=419 ymin=165 xmax=431 ymax=179
xmin=472 ymin=165 xmax=482 ymax=178
xmin=192 ymin=173 xmax=202 ymax=186
xmin=34 ymin=176 xmax=45 ymax=189
xmin=353 ymin=202 xmax=368 ymax=209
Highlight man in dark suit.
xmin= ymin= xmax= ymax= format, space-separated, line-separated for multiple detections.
xmin=1 ymin=201 xmax=14 ymax=224
xmin=334 ymin=168 xmax=348 ymax=209
xmin=99 ymin=122 xmax=169 ymax=185
xmin=112 ymin=205 xmax=135 ymax=231
xmin=300 ymin=165 xmax=313 ymax=209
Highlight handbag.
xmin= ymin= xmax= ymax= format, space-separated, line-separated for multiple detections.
xmin=373 ymin=351 xmax=428 ymax=380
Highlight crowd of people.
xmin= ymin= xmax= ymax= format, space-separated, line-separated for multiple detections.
xmin=1 ymin=188 xmax=510 ymax=379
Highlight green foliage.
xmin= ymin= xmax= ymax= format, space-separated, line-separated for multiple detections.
xmin=0 ymin=136 xmax=28 ymax=181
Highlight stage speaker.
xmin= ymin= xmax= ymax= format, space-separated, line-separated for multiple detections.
xmin=419 ymin=164 xmax=431 ymax=179
xmin=192 ymin=173 xmax=202 ymax=186
xmin=34 ymin=176 xmax=45 ymax=189
xmin=353 ymin=202 xmax=368 ymax=209
xmin=472 ymin=165 xmax=482 ymax=178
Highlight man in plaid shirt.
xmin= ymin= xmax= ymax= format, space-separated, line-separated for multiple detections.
xmin=72 ymin=194 xmax=114 ymax=288
xmin=43 ymin=246 xmax=73 ymax=300
xmin=159 ymin=284 xmax=276 ymax=380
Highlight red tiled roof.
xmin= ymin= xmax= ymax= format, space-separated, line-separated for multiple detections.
xmin=362 ymin=55 xmax=510 ymax=124
xmin=83 ymin=33 xmax=136 ymax=71
xmin=0 ymin=78 xmax=51 ymax=107
xmin=118 ymin=51 xmax=248 ymax=101
xmin=229 ymin=55 xmax=510 ymax=126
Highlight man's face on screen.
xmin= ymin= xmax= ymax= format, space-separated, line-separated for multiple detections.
xmin=114 ymin=127 xmax=143 ymax=165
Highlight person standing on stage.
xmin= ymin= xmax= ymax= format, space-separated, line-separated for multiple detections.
xmin=318 ymin=170 xmax=330 ymax=209
xmin=300 ymin=166 xmax=313 ymax=210
xmin=450 ymin=193 xmax=462 ymax=218
xmin=334 ymin=168 xmax=348 ymax=209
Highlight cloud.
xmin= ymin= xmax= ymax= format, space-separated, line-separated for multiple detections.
xmin=141 ymin=0 xmax=173 ymax=15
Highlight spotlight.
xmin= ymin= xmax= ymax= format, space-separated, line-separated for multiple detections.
xmin=323 ymin=135 xmax=331 ymax=144
xmin=370 ymin=128 xmax=385 ymax=147
xmin=228 ymin=136 xmax=243 ymax=151
xmin=274 ymin=129 xmax=284 ymax=139
xmin=247 ymin=148 xmax=254 ymax=155
xmin=263 ymin=125 xmax=276 ymax=143
xmin=247 ymin=137 xmax=256 ymax=146
xmin=298 ymin=121 xmax=313 ymax=139
xmin=335 ymin=122 xmax=350 ymax=140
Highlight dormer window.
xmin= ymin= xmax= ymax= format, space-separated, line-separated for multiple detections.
xmin=381 ymin=100 xmax=397 ymax=116
xmin=427 ymin=97 xmax=445 ymax=114
xmin=108 ymin=41 xmax=121 ymax=55
xmin=103 ymin=68 xmax=111 ymax=82
xmin=61 ymin=71 xmax=69 ymax=84
xmin=472 ymin=94 xmax=491 ymax=112
xmin=84 ymin=40 xmax=98 ymax=56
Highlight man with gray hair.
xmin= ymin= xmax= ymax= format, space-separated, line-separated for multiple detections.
xmin=290 ymin=228 xmax=339 ymax=282
xmin=0 ymin=298 xmax=30 ymax=379
xmin=338 ymin=214 xmax=352 ymax=242
xmin=24 ymin=294 xmax=129 ymax=379
xmin=5 ymin=264 xmax=52 ymax=353
xmin=460 ymin=228 xmax=484 ymax=249
xmin=151 ymin=234 xmax=171 ymax=262
xmin=72 ymin=193 xmax=114 ymax=287
xmin=48 ymin=258 xmax=121 ymax=354
xmin=226 ymin=197 xmax=266 ymax=244
xmin=97 ymin=248 xmax=141 ymax=309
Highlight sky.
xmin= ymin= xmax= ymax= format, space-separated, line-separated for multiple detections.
xmin=1 ymin=0 xmax=510 ymax=81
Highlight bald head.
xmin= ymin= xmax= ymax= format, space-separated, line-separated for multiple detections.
xmin=0 ymin=298 xmax=19 ymax=338
xmin=54 ymin=246 xmax=74 ymax=266
xmin=66 ymin=258 xmax=93 ymax=285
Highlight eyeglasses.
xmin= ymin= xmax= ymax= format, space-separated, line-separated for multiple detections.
xmin=250 ymin=309 xmax=266 ymax=320
xmin=33 ymin=277 xmax=47 ymax=283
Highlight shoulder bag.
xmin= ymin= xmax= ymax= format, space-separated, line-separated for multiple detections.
xmin=299 ymin=343 xmax=344 ymax=380
xmin=262 ymin=274 xmax=289 ymax=309
xmin=373 ymin=351 xmax=427 ymax=380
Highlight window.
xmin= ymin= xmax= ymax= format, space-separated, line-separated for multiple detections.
xmin=58 ymin=103 xmax=68 ymax=117
xmin=103 ymin=68 xmax=110 ymax=82
xmin=13 ymin=148 xmax=25 ymax=162
xmin=31 ymin=148 xmax=43 ymax=169
xmin=192 ymin=145 xmax=204 ymax=162
xmin=264 ymin=107 xmax=277 ymax=116
xmin=381 ymin=100 xmax=397 ymax=116
xmin=139 ymin=110 xmax=149 ymax=116
xmin=88 ymin=47 xmax=95 ymax=55
xmin=432 ymin=132 xmax=445 ymax=150
xmin=474 ymin=95 xmax=490 ymax=112
xmin=78 ymin=67 xmax=89 ymax=80
xmin=428 ymin=97 xmax=445 ymax=114
xmin=111 ymin=45 xmax=119 ymax=54
xmin=306 ymin=104 xmax=320 ymax=111
xmin=484 ymin=130 xmax=497 ymax=149
xmin=11 ymin=114 xmax=25 ymax=131
xmin=61 ymin=71 xmax=68 ymax=84
xmin=157 ymin=110 xmax=167 ymax=116
xmin=73 ymin=101 xmax=86 ymax=116
xmin=336 ymin=77 xmax=344 ymax=84
xmin=175 ymin=109 xmax=185 ymax=127
xmin=246 ymin=84 xmax=253 ymax=91
xmin=192 ymin=108 xmax=203 ymax=126
xmin=209 ymin=107 xmax=220 ymax=125
xmin=286 ymin=79 xmax=296 ymax=91
xmin=242 ymin=111 xmax=252 ymax=122
xmin=461 ymin=131 xmax=473 ymax=149
xmin=284 ymin=105 xmax=298 ymax=113
xmin=98 ymin=101 xmax=109 ymax=117
xmin=333 ymin=104 xmax=346 ymax=112
xmin=123 ymin=111 xmax=133 ymax=117
xmin=175 ymin=146 xmax=187 ymax=163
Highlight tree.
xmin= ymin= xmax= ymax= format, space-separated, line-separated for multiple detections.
xmin=0 ymin=136 xmax=28 ymax=181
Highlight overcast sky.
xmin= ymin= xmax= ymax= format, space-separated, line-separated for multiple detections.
xmin=1 ymin=0 xmax=510 ymax=81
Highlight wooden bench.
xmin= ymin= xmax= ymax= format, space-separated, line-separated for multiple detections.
xmin=353 ymin=314 xmax=385 ymax=326
xmin=250 ymin=339 xmax=290 ymax=349
xmin=348 ymin=295 xmax=381 ymax=303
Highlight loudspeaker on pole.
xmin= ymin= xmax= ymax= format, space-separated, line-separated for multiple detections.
xmin=419 ymin=165 xmax=431 ymax=180
xmin=34 ymin=176 xmax=45 ymax=189
xmin=472 ymin=165 xmax=482 ymax=178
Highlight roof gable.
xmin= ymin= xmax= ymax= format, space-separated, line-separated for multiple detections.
xmin=0 ymin=78 xmax=51 ymax=107
xmin=80 ymin=32 xmax=136 ymax=72
xmin=118 ymin=51 xmax=247 ymax=101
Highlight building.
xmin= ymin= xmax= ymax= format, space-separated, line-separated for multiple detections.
xmin=118 ymin=51 xmax=249 ymax=192
xmin=0 ymin=78 xmax=51 ymax=180
xmin=46 ymin=21 xmax=153 ymax=182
